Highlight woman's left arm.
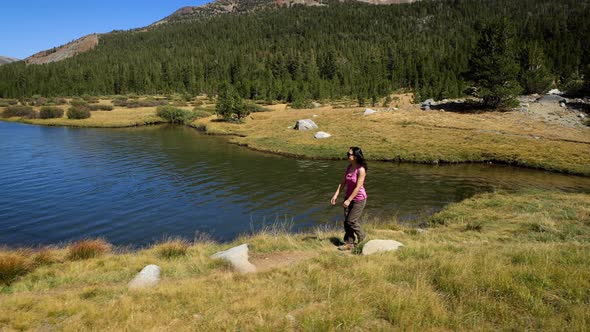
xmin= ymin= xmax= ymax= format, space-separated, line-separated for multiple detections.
xmin=343 ymin=167 xmax=366 ymax=208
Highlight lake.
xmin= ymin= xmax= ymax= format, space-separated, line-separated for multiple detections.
xmin=1 ymin=121 xmax=589 ymax=248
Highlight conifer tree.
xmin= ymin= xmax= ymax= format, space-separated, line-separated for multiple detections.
xmin=467 ymin=19 xmax=521 ymax=108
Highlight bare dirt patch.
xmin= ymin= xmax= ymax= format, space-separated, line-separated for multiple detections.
xmin=250 ymin=250 xmax=318 ymax=272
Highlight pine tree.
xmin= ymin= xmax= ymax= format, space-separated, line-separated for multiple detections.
xmin=215 ymin=83 xmax=248 ymax=121
xmin=467 ymin=19 xmax=521 ymax=108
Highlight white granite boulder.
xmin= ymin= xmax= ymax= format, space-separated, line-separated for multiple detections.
xmin=128 ymin=264 xmax=161 ymax=289
xmin=211 ymin=244 xmax=257 ymax=273
xmin=363 ymin=108 xmax=377 ymax=116
xmin=294 ymin=119 xmax=319 ymax=131
xmin=314 ymin=131 xmax=331 ymax=139
xmin=361 ymin=239 xmax=404 ymax=256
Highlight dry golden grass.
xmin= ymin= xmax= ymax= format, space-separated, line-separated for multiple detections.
xmin=67 ymin=239 xmax=112 ymax=260
xmin=193 ymin=103 xmax=590 ymax=175
xmin=2 ymin=102 xmax=163 ymax=127
xmin=0 ymin=190 xmax=589 ymax=330
xmin=0 ymin=251 xmax=32 ymax=285
xmin=153 ymin=238 xmax=190 ymax=259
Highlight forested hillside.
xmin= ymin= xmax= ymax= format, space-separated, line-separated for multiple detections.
xmin=0 ymin=0 xmax=588 ymax=101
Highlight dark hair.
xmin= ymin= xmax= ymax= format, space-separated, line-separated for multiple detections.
xmin=349 ymin=146 xmax=368 ymax=172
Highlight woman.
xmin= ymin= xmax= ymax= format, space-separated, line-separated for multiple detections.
xmin=331 ymin=146 xmax=368 ymax=250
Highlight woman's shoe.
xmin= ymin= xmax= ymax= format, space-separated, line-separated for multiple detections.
xmin=337 ymin=243 xmax=355 ymax=251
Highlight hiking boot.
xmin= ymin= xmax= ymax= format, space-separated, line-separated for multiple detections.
xmin=337 ymin=243 xmax=355 ymax=251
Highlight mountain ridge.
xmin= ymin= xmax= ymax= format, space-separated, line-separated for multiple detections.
xmin=155 ymin=0 xmax=418 ymax=24
xmin=0 ymin=56 xmax=20 ymax=66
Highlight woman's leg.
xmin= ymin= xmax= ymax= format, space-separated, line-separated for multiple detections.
xmin=345 ymin=199 xmax=366 ymax=243
xmin=343 ymin=203 xmax=356 ymax=244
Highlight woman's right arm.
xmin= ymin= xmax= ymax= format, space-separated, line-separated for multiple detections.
xmin=331 ymin=179 xmax=346 ymax=205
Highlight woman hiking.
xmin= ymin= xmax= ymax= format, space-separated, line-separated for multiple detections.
xmin=330 ymin=146 xmax=368 ymax=250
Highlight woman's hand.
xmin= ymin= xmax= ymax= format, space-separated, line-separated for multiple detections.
xmin=330 ymin=195 xmax=338 ymax=205
xmin=342 ymin=200 xmax=351 ymax=208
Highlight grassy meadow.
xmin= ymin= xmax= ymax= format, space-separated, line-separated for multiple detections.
xmin=2 ymin=94 xmax=589 ymax=175
xmin=0 ymin=190 xmax=589 ymax=330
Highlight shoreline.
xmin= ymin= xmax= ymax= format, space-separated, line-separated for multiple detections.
xmin=3 ymin=114 xmax=590 ymax=177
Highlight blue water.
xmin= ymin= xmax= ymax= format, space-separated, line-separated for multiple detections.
xmin=1 ymin=121 xmax=589 ymax=248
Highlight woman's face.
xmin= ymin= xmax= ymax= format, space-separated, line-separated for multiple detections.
xmin=347 ymin=149 xmax=355 ymax=163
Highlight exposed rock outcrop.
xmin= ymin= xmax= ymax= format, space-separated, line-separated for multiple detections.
xmin=25 ymin=34 xmax=99 ymax=65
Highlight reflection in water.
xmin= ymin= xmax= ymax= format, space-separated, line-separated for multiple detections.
xmin=0 ymin=122 xmax=589 ymax=248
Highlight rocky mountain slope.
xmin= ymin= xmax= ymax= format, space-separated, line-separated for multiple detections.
xmin=155 ymin=0 xmax=418 ymax=24
xmin=0 ymin=56 xmax=19 ymax=66
xmin=24 ymin=34 xmax=99 ymax=65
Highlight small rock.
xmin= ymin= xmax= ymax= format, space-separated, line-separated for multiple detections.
xmin=211 ymin=244 xmax=257 ymax=273
xmin=314 ymin=131 xmax=331 ymax=139
xmin=393 ymin=107 xmax=399 ymax=110
xmin=128 ymin=264 xmax=161 ymax=289
xmin=294 ymin=119 xmax=318 ymax=131
xmin=560 ymin=102 xmax=566 ymax=108
xmin=548 ymin=88 xmax=562 ymax=95
xmin=520 ymin=103 xmax=529 ymax=107
xmin=422 ymin=99 xmax=434 ymax=106
xmin=362 ymin=239 xmax=404 ymax=256
xmin=363 ymin=108 xmax=377 ymax=116
xmin=579 ymin=113 xmax=587 ymax=118
xmin=285 ymin=314 xmax=296 ymax=322
xmin=312 ymin=114 xmax=318 ymax=117
xmin=311 ymin=102 xmax=322 ymax=108
xmin=422 ymin=106 xmax=431 ymax=111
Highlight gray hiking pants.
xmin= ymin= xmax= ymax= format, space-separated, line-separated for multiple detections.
xmin=343 ymin=199 xmax=366 ymax=244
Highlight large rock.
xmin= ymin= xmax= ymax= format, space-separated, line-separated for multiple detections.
xmin=538 ymin=94 xmax=566 ymax=104
xmin=294 ymin=119 xmax=318 ymax=131
xmin=128 ymin=264 xmax=161 ymax=289
xmin=363 ymin=108 xmax=377 ymax=116
xmin=314 ymin=131 xmax=331 ymax=139
xmin=211 ymin=244 xmax=257 ymax=273
xmin=548 ymin=88 xmax=563 ymax=95
xmin=362 ymin=239 xmax=404 ymax=256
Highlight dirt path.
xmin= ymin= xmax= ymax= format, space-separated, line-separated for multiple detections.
xmin=250 ymin=251 xmax=319 ymax=272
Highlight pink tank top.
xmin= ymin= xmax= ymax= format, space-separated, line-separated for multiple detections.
xmin=345 ymin=165 xmax=367 ymax=202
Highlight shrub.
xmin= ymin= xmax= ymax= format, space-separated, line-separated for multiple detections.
xmin=2 ymin=105 xmax=37 ymax=118
xmin=171 ymin=100 xmax=188 ymax=107
xmin=116 ymin=99 xmax=167 ymax=108
xmin=156 ymin=106 xmax=196 ymax=124
xmin=113 ymin=98 xmax=128 ymax=106
xmin=29 ymin=96 xmax=49 ymax=106
xmin=88 ymin=104 xmax=114 ymax=111
xmin=0 ymin=252 xmax=32 ymax=285
xmin=69 ymin=99 xmax=88 ymax=107
xmin=245 ymin=103 xmax=271 ymax=113
xmin=48 ymin=97 xmax=67 ymax=105
xmin=0 ymin=99 xmax=18 ymax=105
xmin=153 ymin=239 xmax=189 ymax=259
xmin=67 ymin=106 xmax=91 ymax=119
xmin=67 ymin=239 xmax=111 ymax=260
xmin=82 ymin=95 xmax=99 ymax=103
xmin=193 ymin=100 xmax=204 ymax=107
xmin=291 ymin=98 xmax=313 ymax=109
xmin=39 ymin=106 xmax=64 ymax=119
xmin=584 ymin=119 xmax=590 ymax=127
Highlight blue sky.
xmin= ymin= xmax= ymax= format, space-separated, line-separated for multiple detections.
xmin=1 ymin=1 xmax=210 ymax=59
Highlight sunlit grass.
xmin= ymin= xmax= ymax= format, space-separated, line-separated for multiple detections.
xmin=0 ymin=190 xmax=588 ymax=330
